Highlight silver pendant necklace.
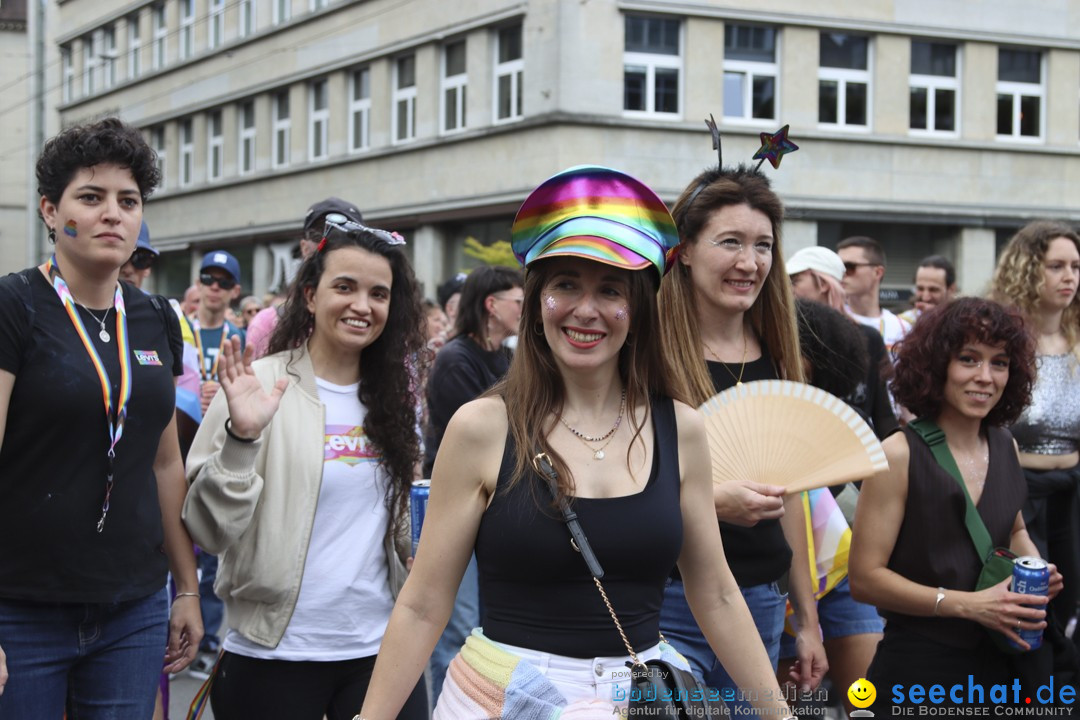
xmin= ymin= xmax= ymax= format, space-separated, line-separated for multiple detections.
xmin=81 ymin=304 xmax=112 ymax=343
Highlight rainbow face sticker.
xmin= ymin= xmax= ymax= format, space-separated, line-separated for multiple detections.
xmin=63 ymin=220 xmax=78 ymax=238
xmin=847 ymin=678 xmax=876 ymax=709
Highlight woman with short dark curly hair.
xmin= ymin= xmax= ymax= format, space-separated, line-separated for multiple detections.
xmin=990 ymin=220 xmax=1080 ymax=633
xmin=183 ymin=218 xmax=429 ymax=720
xmin=850 ymin=298 xmax=1062 ymax=708
xmin=0 ymin=117 xmax=202 ymax=716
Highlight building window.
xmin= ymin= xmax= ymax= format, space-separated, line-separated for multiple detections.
xmin=273 ymin=0 xmax=291 ymax=26
xmin=208 ymin=111 xmax=224 ymax=182
xmin=239 ymin=0 xmax=256 ymax=37
xmin=309 ymin=79 xmax=329 ymax=161
xmin=349 ymin=67 xmax=370 ymax=152
xmin=311 ymin=0 xmax=328 ymax=9
xmin=127 ymin=15 xmax=142 ymax=80
xmin=819 ymin=32 xmax=870 ymax=128
xmin=179 ymin=0 xmax=195 ymax=60
xmin=494 ymin=24 xmax=524 ymax=122
xmin=393 ymin=55 xmax=417 ymax=143
xmin=239 ymin=101 xmax=256 ymax=175
xmin=273 ymin=90 xmax=291 ymax=168
xmin=61 ymin=46 xmax=74 ymax=102
xmin=83 ymin=34 xmax=99 ymax=95
xmin=102 ymin=25 xmax=117 ymax=89
xmin=442 ymin=40 xmax=467 ymax=133
xmin=209 ymin=0 xmax=225 ymax=50
xmin=152 ymin=3 xmax=167 ymax=70
xmin=623 ymin=15 xmax=680 ymax=117
xmin=909 ymin=41 xmax=958 ymax=134
xmin=151 ymin=126 xmax=166 ymax=190
xmin=723 ymin=24 xmax=777 ymax=121
xmin=179 ymin=119 xmax=194 ymax=187
xmin=997 ymin=48 xmax=1043 ymax=140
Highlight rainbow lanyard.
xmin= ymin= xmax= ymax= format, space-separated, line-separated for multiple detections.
xmin=45 ymin=255 xmax=132 ymax=533
xmin=189 ymin=317 xmax=228 ymax=382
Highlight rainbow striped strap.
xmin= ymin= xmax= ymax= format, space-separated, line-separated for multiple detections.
xmin=45 ymin=255 xmax=132 ymax=532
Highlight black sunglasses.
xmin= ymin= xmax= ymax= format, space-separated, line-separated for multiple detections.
xmin=843 ymin=261 xmax=879 ymax=276
xmin=129 ymin=250 xmax=156 ymax=270
xmin=199 ymin=272 xmax=237 ymax=290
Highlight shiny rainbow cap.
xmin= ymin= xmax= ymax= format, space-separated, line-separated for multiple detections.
xmin=510 ymin=165 xmax=679 ymax=284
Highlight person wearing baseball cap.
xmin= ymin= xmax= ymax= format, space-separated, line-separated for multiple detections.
xmin=359 ymin=166 xmax=794 ymax=719
xmin=787 ymin=245 xmax=847 ymax=312
xmin=119 ymin=221 xmax=160 ymax=289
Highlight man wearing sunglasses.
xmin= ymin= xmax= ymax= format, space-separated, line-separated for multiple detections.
xmin=836 ymin=236 xmax=912 ymax=359
xmin=247 ymin=197 xmax=363 ymax=358
xmin=119 ymin=221 xmax=159 ymax=290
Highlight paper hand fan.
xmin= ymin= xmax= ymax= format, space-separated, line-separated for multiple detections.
xmin=698 ymin=380 xmax=889 ymax=494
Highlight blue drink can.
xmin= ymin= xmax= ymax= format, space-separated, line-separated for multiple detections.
xmin=410 ymin=479 xmax=430 ymax=556
xmin=1013 ymin=556 xmax=1050 ymax=651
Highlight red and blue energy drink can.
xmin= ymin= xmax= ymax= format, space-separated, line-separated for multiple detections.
xmin=410 ymin=479 xmax=430 ymax=556
xmin=1013 ymin=556 xmax=1050 ymax=651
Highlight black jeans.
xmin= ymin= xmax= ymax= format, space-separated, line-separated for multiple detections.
xmin=210 ymin=651 xmax=429 ymax=720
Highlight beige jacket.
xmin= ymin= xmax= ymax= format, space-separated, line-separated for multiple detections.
xmin=182 ymin=344 xmax=408 ymax=649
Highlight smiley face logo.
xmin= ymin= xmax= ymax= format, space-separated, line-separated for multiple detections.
xmin=848 ymin=678 xmax=876 ymax=709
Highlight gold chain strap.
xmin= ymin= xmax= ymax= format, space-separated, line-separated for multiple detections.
xmin=591 ymin=576 xmax=648 ymax=671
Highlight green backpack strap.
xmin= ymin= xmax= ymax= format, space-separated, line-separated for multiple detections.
xmin=907 ymin=417 xmax=995 ymax=562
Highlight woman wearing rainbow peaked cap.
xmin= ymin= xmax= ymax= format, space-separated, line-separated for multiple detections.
xmin=358 ymin=166 xmax=793 ymax=719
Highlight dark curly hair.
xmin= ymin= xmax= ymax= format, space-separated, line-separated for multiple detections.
xmin=268 ymin=225 xmax=426 ymax=534
xmin=891 ymin=298 xmax=1035 ymax=426
xmin=795 ymin=299 xmax=869 ymax=400
xmin=36 ymin=117 xmax=160 ymax=205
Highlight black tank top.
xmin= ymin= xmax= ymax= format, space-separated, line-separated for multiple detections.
xmin=476 ymin=396 xmax=683 ymax=657
xmin=883 ymin=425 xmax=1027 ymax=649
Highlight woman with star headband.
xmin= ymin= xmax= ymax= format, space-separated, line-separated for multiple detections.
xmin=182 ymin=217 xmax=429 ymax=720
xmin=0 ymin=118 xmax=202 ymax=716
xmin=358 ymin=166 xmax=794 ymax=720
xmin=657 ymin=139 xmax=829 ymax=699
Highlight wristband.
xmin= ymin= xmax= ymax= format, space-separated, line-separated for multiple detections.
xmin=934 ymin=587 xmax=946 ymax=616
xmin=225 ymin=418 xmax=257 ymax=443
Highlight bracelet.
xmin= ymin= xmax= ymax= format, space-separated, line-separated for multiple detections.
xmin=173 ymin=592 xmax=200 ymax=602
xmin=934 ymin=587 xmax=946 ymax=616
xmin=225 ymin=418 xmax=257 ymax=443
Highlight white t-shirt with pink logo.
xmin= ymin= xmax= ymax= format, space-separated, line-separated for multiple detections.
xmin=224 ymin=377 xmax=395 ymax=660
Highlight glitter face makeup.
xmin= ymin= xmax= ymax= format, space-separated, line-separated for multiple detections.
xmin=544 ymin=295 xmax=557 ymax=314
xmin=63 ymin=220 xmax=78 ymax=238
xmin=614 ymin=306 xmax=628 ymax=321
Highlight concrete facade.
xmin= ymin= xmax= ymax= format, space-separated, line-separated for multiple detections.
xmin=30 ymin=0 xmax=1080 ymax=302
xmin=0 ymin=0 xmax=30 ymax=273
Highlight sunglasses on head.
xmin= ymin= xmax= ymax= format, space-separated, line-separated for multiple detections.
xmin=199 ymin=272 xmax=237 ymax=290
xmin=129 ymin=250 xmax=156 ymax=270
xmin=319 ymin=214 xmax=406 ymax=250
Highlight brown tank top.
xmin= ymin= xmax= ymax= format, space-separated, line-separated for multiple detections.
xmin=882 ymin=425 xmax=1027 ymax=649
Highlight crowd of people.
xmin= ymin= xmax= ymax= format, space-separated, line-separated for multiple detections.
xmin=0 ymin=116 xmax=1078 ymax=720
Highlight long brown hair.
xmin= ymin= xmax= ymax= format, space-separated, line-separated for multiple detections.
xmin=490 ymin=258 xmax=680 ymax=501
xmin=659 ymin=164 xmax=803 ymax=405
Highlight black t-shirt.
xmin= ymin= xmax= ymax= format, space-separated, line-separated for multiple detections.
xmin=0 ymin=269 xmax=183 ymax=603
xmin=423 ymin=335 xmax=512 ymax=476
xmin=707 ymin=349 xmax=793 ymax=587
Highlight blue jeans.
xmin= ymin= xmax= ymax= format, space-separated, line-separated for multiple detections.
xmin=0 ymin=587 xmax=168 ymax=719
xmin=659 ymin=578 xmax=785 ymax=703
xmin=428 ymin=554 xmax=480 ymax=701
xmin=198 ymin=550 xmax=223 ymax=652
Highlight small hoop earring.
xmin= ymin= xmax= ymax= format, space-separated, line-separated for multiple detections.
xmin=48 ymin=227 xmax=56 ymax=244
xmin=534 ymin=321 xmax=544 ymax=336
xmin=624 ymin=333 xmax=634 ymax=348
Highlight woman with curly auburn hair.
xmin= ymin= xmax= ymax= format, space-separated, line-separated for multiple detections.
xmin=990 ymin=220 xmax=1080 ymax=633
xmin=849 ymin=298 xmax=1063 ymax=707
xmin=0 ymin=117 xmax=202 ymax=716
xmin=183 ymin=219 xmax=429 ymax=720
xmin=656 ymin=164 xmax=828 ymax=700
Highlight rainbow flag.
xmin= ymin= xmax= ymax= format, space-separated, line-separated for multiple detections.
xmin=169 ymin=299 xmax=202 ymax=423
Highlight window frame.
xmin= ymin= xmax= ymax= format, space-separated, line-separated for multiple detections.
xmin=207 ymin=110 xmax=224 ymax=182
xmin=308 ymin=79 xmax=330 ymax=161
xmin=493 ymin=24 xmax=524 ymax=124
xmin=101 ymin=25 xmax=117 ymax=90
xmin=127 ymin=15 xmax=142 ymax=80
xmin=82 ymin=34 xmax=99 ymax=96
xmin=349 ymin=67 xmax=371 ymax=153
xmin=238 ymin=100 xmax=256 ymax=176
xmin=208 ymin=0 xmax=225 ymax=50
xmin=995 ymin=48 xmax=1045 ymax=142
xmin=151 ymin=3 xmax=167 ymax=70
xmin=272 ymin=90 xmax=291 ymax=169
xmin=179 ymin=119 xmax=194 ymax=188
xmin=61 ymin=46 xmax=74 ymax=103
xmin=151 ymin=126 xmax=167 ymax=190
xmin=392 ymin=54 xmax=417 ymax=144
xmin=817 ymin=33 xmax=872 ymax=132
xmin=178 ymin=0 xmax=195 ymax=61
xmin=722 ymin=23 xmax=779 ymax=124
xmin=908 ymin=41 xmax=960 ymax=137
xmin=622 ymin=15 xmax=682 ymax=120
xmin=273 ymin=0 xmax=291 ymax=26
xmin=441 ymin=40 xmax=468 ymax=135
xmin=239 ymin=0 xmax=256 ymax=38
